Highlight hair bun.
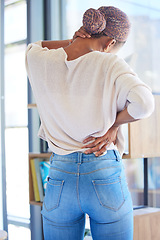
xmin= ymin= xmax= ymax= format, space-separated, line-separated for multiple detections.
xmin=83 ymin=8 xmax=106 ymax=34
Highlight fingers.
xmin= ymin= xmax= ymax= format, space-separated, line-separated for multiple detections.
xmin=84 ymin=139 xmax=110 ymax=155
xmin=83 ymin=136 xmax=95 ymax=144
xmin=82 ymin=137 xmax=103 ymax=149
xmin=82 ymin=126 xmax=118 ymax=157
xmin=73 ymin=31 xmax=85 ymax=40
xmin=79 ymin=27 xmax=91 ymax=38
xmin=73 ymin=26 xmax=91 ymax=40
xmin=95 ymin=143 xmax=109 ymax=157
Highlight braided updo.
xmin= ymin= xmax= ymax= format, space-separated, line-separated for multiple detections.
xmin=83 ymin=8 xmax=106 ymax=34
xmin=82 ymin=6 xmax=131 ymax=42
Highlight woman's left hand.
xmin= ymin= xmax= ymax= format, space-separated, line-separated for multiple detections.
xmin=82 ymin=126 xmax=119 ymax=157
xmin=73 ymin=26 xmax=91 ymax=40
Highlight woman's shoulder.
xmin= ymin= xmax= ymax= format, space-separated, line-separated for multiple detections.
xmin=92 ymin=51 xmax=125 ymax=65
xmin=26 ymin=41 xmax=64 ymax=58
xmin=90 ymin=51 xmax=130 ymax=74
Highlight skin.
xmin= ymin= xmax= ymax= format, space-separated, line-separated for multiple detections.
xmin=42 ymin=27 xmax=138 ymax=156
xmin=63 ymin=36 xmax=117 ymax=61
xmin=42 ymin=40 xmax=71 ymax=49
xmin=82 ymin=108 xmax=137 ymax=156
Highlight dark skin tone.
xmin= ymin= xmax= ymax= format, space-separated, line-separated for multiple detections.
xmin=42 ymin=27 xmax=138 ymax=156
xmin=63 ymin=36 xmax=117 ymax=61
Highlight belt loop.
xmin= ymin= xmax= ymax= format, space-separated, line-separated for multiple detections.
xmin=49 ymin=153 xmax=54 ymax=164
xmin=113 ymin=150 xmax=121 ymax=162
xmin=78 ymin=152 xmax=82 ymax=164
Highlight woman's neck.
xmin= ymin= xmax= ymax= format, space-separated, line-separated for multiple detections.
xmin=64 ymin=37 xmax=103 ymax=61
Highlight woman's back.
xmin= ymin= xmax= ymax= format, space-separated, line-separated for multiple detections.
xmin=25 ymin=40 xmax=151 ymax=155
xmin=26 ymin=43 xmax=115 ymax=153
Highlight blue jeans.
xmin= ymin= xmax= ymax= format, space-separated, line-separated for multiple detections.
xmin=41 ymin=150 xmax=133 ymax=240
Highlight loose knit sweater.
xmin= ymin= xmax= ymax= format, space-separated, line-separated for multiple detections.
xmin=25 ymin=41 xmax=154 ymax=156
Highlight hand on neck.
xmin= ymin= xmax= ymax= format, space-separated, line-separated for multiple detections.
xmin=64 ymin=36 xmax=115 ymax=61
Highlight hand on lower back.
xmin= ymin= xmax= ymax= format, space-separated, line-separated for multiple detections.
xmin=82 ymin=126 xmax=119 ymax=157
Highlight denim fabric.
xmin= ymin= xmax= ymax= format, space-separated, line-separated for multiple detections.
xmin=41 ymin=150 xmax=133 ymax=240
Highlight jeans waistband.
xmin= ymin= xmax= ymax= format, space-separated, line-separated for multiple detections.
xmin=50 ymin=150 xmax=121 ymax=164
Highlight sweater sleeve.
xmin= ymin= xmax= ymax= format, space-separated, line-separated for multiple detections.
xmin=25 ymin=40 xmax=48 ymax=72
xmin=126 ymin=85 xmax=155 ymax=119
xmin=25 ymin=40 xmax=57 ymax=94
xmin=113 ymin=56 xmax=155 ymax=120
xmin=25 ymin=40 xmax=45 ymax=78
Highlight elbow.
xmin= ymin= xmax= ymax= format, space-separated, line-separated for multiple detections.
xmin=127 ymin=94 xmax=155 ymax=119
xmin=137 ymin=94 xmax=155 ymax=119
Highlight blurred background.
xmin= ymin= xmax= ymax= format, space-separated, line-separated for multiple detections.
xmin=0 ymin=0 xmax=160 ymax=239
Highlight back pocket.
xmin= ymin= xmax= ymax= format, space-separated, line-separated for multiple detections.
xmin=92 ymin=176 xmax=125 ymax=211
xmin=44 ymin=177 xmax=64 ymax=212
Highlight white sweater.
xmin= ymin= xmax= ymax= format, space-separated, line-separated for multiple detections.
xmin=25 ymin=41 xmax=155 ymax=156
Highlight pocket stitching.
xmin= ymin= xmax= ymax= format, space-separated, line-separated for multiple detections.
xmin=92 ymin=177 xmax=125 ymax=211
xmin=44 ymin=179 xmax=64 ymax=212
xmin=48 ymin=181 xmax=64 ymax=186
xmin=93 ymin=180 xmax=119 ymax=185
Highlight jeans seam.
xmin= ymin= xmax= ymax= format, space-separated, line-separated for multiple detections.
xmin=50 ymin=166 xmax=121 ymax=175
xmin=50 ymin=167 xmax=76 ymax=174
xmin=52 ymin=158 xmax=117 ymax=163
xmin=82 ymin=158 xmax=117 ymax=162
xmin=80 ymin=166 xmax=121 ymax=175
xmin=76 ymin=164 xmax=85 ymax=214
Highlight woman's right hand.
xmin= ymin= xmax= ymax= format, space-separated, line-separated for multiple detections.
xmin=82 ymin=125 xmax=119 ymax=157
xmin=73 ymin=26 xmax=91 ymax=41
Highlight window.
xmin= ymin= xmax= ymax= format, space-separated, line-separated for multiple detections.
xmin=148 ymin=157 xmax=160 ymax=207
xmin=4 ymin=0 xmax=30 ymax=239
xmin=5 ymin=0 xmax=27 ymax=44
xmin=5 ymin=44 xmax=27 ymax=127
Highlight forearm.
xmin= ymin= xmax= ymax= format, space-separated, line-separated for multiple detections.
xmin=112 ymin=108 xmax=138 ymax=128
xmin=42 ymin=40 xmax=72 ymax=49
